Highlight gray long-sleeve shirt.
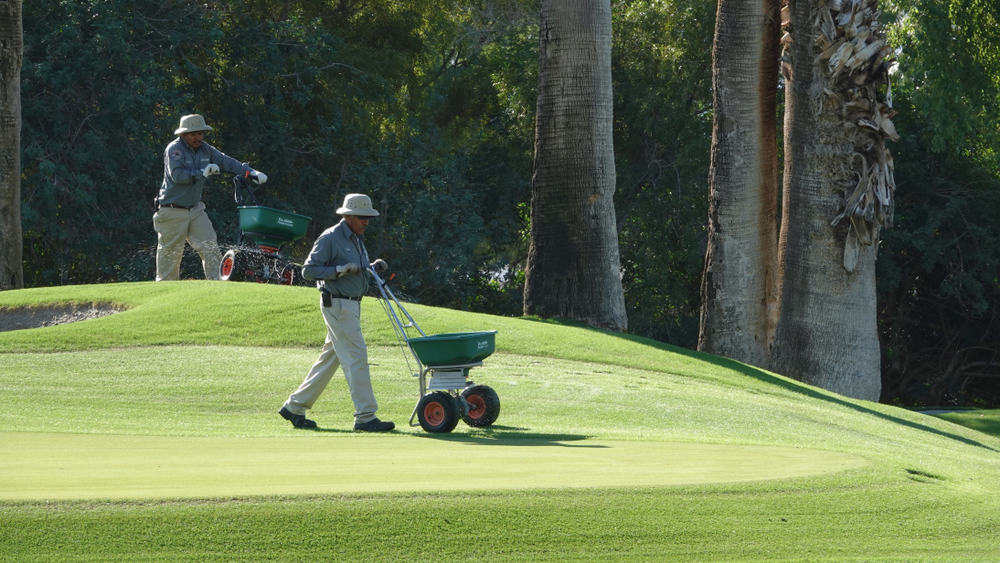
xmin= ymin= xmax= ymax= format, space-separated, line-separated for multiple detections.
xmin=158 ymin=137 xmax=249 ymax=207
xmin=302 ymin=219 xmax=372 ymax=298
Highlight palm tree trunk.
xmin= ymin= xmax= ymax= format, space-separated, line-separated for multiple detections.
xmin=699 ymin=0 xmax=781 ymax=367
xmin=0 ymin=0 xmax=24 ymax=290
xmin=523 ymin=0 xmax=627 ymax=331
xmin=770 ymin=0 xmax=895 ymax=401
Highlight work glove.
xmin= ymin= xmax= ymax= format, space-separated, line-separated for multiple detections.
xmin=370 ymin=259 xmax=388 ymax=274
xmin=336 ymin=263 xmax=362 ymax=276
xmin=201 ymin=163 xmax=220 ymax=178
xmin=250 ymin=170 xmax=268 ymax=185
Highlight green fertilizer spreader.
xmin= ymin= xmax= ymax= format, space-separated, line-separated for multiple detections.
xmin=371 ymin=268 xmax=501 ymax=433
xmin=219 ymin=172 xmax=312 ymax=285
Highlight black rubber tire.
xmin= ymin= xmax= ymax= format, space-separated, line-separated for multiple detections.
xmin=219 ymin=249 xmax=245 ymax=281
xmin=461 ymin=385 xmax=500 ymax=427
xmin=416 ymin=391 xmax=459 ymax=433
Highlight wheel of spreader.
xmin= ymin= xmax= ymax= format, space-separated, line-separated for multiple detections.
xmin=279 ymin=263 xmax=295 ymax=285
xmin=417 ymin=391 xmax=459 ymax=433
xmin=219 ymin=249 xmax=245 ymax=281
xmin=461 ymin=384 xmax=500 ymax=427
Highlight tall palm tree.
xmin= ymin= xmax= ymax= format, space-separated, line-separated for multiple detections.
xmin=0 ymin=0 xmax=23 ymax=290
xmin=770 ymin=0 xmax=895 ymax=401
xmin=698 ymin=0 xmax=781 ymax=367
xmin=523 ymin=0 xmax=627 ymax=331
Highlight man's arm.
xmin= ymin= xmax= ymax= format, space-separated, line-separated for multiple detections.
xmin=302 ymin=233 xmax=339 ymax=281
xmin=205 ymin=143 xmax=251 ymax=177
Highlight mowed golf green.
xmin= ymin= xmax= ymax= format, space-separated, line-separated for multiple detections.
xmin=0 ymin=342 xmax=867 ymax=501
xmin=0 ymin=431 xmax=867 ymax=500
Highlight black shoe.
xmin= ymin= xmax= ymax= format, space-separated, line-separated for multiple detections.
xmin=279 ymin=407 xmax=317 ymax=429
xmin=354 ymin=418 xmax=395 ymax=432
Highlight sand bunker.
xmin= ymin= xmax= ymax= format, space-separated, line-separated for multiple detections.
xmin=0 ymin=303 xmax=121 ymax=332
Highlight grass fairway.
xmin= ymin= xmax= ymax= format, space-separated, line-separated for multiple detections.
xmin=3 ymin=281 xmax=1000 ymax=560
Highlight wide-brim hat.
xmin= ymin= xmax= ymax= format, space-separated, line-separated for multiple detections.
xmin=174 ymin=114 xmax=213 ymax=135
xmin=336 ymin=193 xmax=380 ymax=216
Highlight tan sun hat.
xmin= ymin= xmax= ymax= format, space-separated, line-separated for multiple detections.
xmin=336 ymin=193 xmax=380 ymax=217
xmin=174 ymin=114 xmax=213 ymax=135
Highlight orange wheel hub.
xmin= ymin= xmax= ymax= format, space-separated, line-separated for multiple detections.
xmin=465 ymin=395 xmax=485 ymax=419
xmin=423 ymin=401 xmax=446 ymax=426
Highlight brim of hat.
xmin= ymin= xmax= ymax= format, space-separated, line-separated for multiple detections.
xmin=337 ymin=208 xmax=380 ymax=216
xmin=175 ymin=126 xmax=213 ymax=135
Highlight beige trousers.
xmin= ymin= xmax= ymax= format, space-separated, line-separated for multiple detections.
xmin=283 ymin=298 xmax=379 ymax=423
xmin=153 ymin=202 xmax=221 ymax=281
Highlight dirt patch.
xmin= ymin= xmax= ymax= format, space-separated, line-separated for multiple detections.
xmin=0 ymin=303 xmax=122 ymax=332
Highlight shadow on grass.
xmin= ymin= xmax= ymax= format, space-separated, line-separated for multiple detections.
xmin=538 ymin=317 xmax=1000 ymax=453
xmin=311 ymin=427 xmax=358 ymax=434
xmin=413 ymin=427 xmax=605 ymax=448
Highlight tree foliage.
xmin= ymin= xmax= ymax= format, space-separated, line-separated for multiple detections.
xmin=612 ymin=0 xmax=714 ymax=346
xmin=20 ymin=0 xmax=538 ymax=312
xmin=883 ymin=0 xmax=1000 ymax=158
xmin=875 ymin=0 xmax=1000 ymax=406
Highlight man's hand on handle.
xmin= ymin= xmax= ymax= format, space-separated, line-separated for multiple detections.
xmin=336 ymin=263 xmax=362 ymax=276
xmin=370 ymin=259 xmax=388 ymax=274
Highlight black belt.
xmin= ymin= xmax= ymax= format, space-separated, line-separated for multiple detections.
xmin=322 ymin=289 xmax=362 ymax=303
xmin=159 ymin=203 xmax=193 ymax=209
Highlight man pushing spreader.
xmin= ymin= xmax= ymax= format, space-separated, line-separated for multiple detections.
xmin=278 ymin=193 xmax=395 ymax=432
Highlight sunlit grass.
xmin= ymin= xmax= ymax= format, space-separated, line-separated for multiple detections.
xmin=2 ymin=282 xmax=1000 ymax=560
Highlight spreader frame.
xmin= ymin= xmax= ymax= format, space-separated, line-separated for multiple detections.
xmin=369 ymin=268 xmax=500 ymax=432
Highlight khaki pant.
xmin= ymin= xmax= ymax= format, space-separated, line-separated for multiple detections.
xmin=283 ymin=298 xmax=379 ymax=423
xmin=153 ymin=202 xmax=221 ymax=281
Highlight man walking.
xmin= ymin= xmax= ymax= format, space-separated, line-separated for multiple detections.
xmin=154 ymin=114 xmax=268 ymax=281
xmin=279 ymin=193 xmax=394 ymax=432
